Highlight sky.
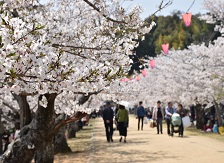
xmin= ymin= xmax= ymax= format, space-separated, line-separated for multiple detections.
xmin=122 ymin=0 xmax=209 ymax=19
xmin=40 ymin=0 xmax=211 ymax=19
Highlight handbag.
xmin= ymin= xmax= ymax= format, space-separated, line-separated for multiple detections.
xmin=150 ymin=121 xmax=156 ymax=128
xmin=144 ymin=117 xmax=148 ymax=124
xmin=182 ymin=116 xmax=191 ymax=128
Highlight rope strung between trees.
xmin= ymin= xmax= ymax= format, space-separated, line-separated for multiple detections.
xmin=187 ymin=0 xmax=196 ymax=13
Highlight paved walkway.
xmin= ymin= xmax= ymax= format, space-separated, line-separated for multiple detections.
xmin=87 ymin=115 xmax=224 ymax=163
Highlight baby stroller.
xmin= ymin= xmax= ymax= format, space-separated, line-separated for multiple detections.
xmin=171 ymin=113 xmax=182 ymax=137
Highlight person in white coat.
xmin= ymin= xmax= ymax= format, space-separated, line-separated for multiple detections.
xmin=152 ymin=101 xmax=164 ymax=134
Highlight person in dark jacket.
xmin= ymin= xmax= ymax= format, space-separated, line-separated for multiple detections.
xmin=2 ymin=134 xmax=10 ymax=154
xmin=103 ymin=102 xmax=114 ymax=142
xmin=190 ymin=105 xmax=195 ymax=125
xmin=137 ymin=101 xmax=146 ymax=130
xmin=176 ymin=104 xmax=187 ymax=137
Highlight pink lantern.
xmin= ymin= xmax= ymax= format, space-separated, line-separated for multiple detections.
xmin=142 ymin=70 xmax=147 ymax=77
xmin=129 ymin=78 xmax=134 ymax=82
xmin=161 ymin=43 xmax=169 ymax=54
xmin=121 ymin=77 xmax=128 ymax=82
xmin=136 ymin=75 xmax=140 ymax=81
xmin=150 ymin=60 xmax=156 ymax=69
xmin=182 ymin=13 xmax=192 ymax=27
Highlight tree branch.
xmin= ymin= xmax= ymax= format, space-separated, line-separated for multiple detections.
xmin=2 ymin=115 xmax=17 ymax=123
xmin=52 ymin=44 xmax=110 ymax=51
xmin=83 ymin=0 xmax=126 ymax=24
xmin=151 ymin=0 xmax=173 ymax=17
xmin=73 ymin=87 xmax=104 ymax=95
xmin=0 ymin=97 xmax=19 ymax=114
xmin=48 ymin=112 xmax=87 ymax=138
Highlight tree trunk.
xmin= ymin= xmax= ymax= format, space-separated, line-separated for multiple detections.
xmin=2 ymin=93 xmax=57 ymax=163
xmin=214 ymin=100 xmax=222 ymax=126
xmin=12 ymin=94 xmax=32 ymax=128
xmin=34 ymin=138 xmax=54 ymax=163
xmin=0 ymin=109 xmax=3 ymax=155
xmin=195 ymin=104 xmax=204 ymax=130
xmin=68 ymin=122 xmax=77 ymax=138
xmin=54 ymin=125 xmax=71 ymax=154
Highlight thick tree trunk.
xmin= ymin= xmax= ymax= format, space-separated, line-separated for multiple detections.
xmin=195 ymin=104 xmax=204 ymax=130
xmin=214 ymin=101 xmax=222 ymax=126
xmin=53 ymin=112 xmax=87 ymax=154
xmin=34 ymin=138 xmax=54 ymax=163
xmin=0 ymin=109 xmax=3 ymax=155
xmin=68 ymin=122 xmax=78 ymax=138
xmin=12 ymin=94 xmax=32 ymax=128
xmin=2 ymin=93 xmax=57 ymax=163
xmin=54 ymin=126 xmax=71 ymax=154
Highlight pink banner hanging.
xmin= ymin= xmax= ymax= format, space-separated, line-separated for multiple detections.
xmin=142 ymin=69 xmax=147 ymax=77
xmin=150 ymin=60 xmax=156 ymax=69
xmin=162 ymin=43 xmax=169 ymax=54
xmin=182 ymin=13 xmax=192 ymax=27
xmin=121 ymin=77 xmax=128 ymax=82
xmin=129 ymin=78 xmax=134 ymax=82
xmin=136 ymin=75 xmax=140 ymax=81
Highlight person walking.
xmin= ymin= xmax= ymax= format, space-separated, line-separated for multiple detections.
xmin=115 ymin=104 xmax=119 ymax=130
xmin=152 ymin=101 xmax=164 ymax=134
xmin=117 ymin=105 xmax=129 ymax=143
xmin=165 ymin=102 xmax=175 ymax=135
xmin=1 ymin=134 xmax=10 ymax=154
xmin=190 ymin=105 xmax=195 ymax=125
xmin=102 ymin=102 xmax=114 ymax=142
xmin=176 ymin=104 xmax=187 ymax=137
xmin=137 ymin=101 xmax=146 ymax=130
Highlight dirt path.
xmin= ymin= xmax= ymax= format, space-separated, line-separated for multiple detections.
xmin=55 ymin=115 xmax=224 ymax=163
xmin=88 ymin=116 xmax=224 ymax=163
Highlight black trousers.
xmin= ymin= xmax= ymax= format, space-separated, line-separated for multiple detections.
xmin=166 ymin=119 xmax=171 ymax=134
xmin=180 ymin=121 xmax=184 ymax=136
xmin=118 ymin=122 xmax=127 ymax=136
xmin=138 ymin=116 xmax=144 ymax=130
xmin=104 ymin=123 xmax=113 ymax=140
xmin=156 ymin=117 xmax=163 ymax=133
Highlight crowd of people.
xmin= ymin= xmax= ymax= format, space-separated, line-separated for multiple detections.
xmin=101 ymin=100 xmax=224 ymax=143
xmin=101 ymin=101 xmax=189 ymax=143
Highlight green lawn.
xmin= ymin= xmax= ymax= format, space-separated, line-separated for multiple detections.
xmin=145 ymin=115 xmax=224 ymax=142
xmin=67 ymin=119 xmax=95 ymax=153
xmin=185 ymin=126 xmax=224 ymax=142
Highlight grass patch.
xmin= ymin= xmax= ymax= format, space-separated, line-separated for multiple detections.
xmin=67 ymin=119 xmax=95 ymax=153
xmin=185 ymin=126 xmax=224 ymax=141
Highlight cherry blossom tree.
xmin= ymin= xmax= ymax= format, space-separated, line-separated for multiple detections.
xmin=107 ymin=0 xmax=224 ymax=129
xmin=0 ymin=0 xmax=159 ymax=162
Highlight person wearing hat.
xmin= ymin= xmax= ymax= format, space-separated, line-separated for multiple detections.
xmin=152 ymin=101 xmax=164 ymax=134
xmin=102 ymin=101 xmax=114 ymax=142
xmin=2 ymin=134 xmax=10 ymax=154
